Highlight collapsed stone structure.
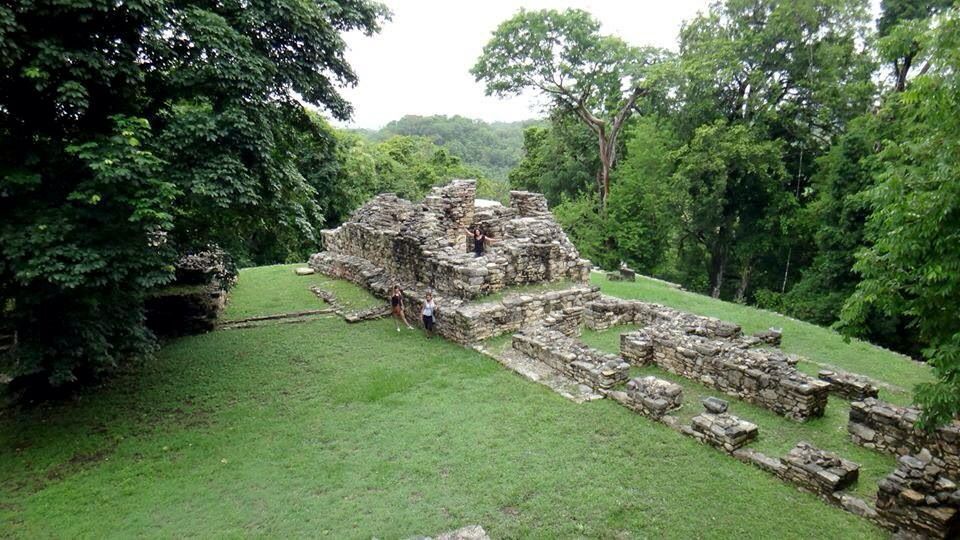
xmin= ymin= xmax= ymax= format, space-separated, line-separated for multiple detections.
xmin=818 ymin=369 xmax=879 ymax=401
xmin=609 ymin=298 xmax=829 ymax=421
xmin=310 ymin=180 xmax=594 ymax=343
xmin=877 ymin=450 xmax=960 ymax=538
xmin=308 ymin=181 xmax=960 ymax=537
xmin=779 ymin=442 xmax=861 ymax=498
xmin=849 ymin=398 xmax=960 ymax=479
xmin=512 ymin=327 xmax=629 ymax=391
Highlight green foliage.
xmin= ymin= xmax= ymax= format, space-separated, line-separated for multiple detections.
xmin=840 ymin=8 xmax=960 ymax=427
xmin=473 ymin=8 xmax=668 ymax=204
xmin=671 ymin=121 xmax=791 ymax=298
xmin=365 ymin=115 xmax=538 ymax=181
xmin=508 ymin=114 xmax=598 ymax=205
xmin=0 ymin=0 xmax=387 ymax=387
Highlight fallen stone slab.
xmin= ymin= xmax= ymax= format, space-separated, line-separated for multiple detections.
xmin=294 ymin=267 xmax=316 ymax=276
xmin=411 ymin=524 xmax=490 ymax=540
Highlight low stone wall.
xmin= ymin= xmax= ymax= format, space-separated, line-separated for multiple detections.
xmin=876 ymin=450 xmax=959 ymax=538
xmin=621 ymin=329 xmax=829 ymax=421
xmin=608 ymin=376 xmax=683 ymax=418
xmin=584 ymin=296 xmax=742 ymax=337
xmin=848 ymin=398 xmax=960 ymax=478
xmin=818 ymin=369 xmax=879 ymax=401
xmin=779 ymin=442 xmax=860 ymax=498
xmin=686 ymin=411 xmax=758 ymax=452
xmin=441 ymin=286 xmax=599 ymax=344
xmin=512 ymin=328 xmax=629 ymax=391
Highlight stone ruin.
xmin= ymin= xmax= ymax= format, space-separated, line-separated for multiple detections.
xmin=818 ymin=369 xmax=879 ymax=401
xmin=684 ymin=399 xmax=759 ymax=452
xmin=608 ymin=298 xmax=830 ymax=421
xmin=309 ymin=180 xmax=593 ymax=343
xmin=877 ymin=450 xmax=959 ymax=538
xmin=306 ymin=180 xmax=960 ymax=537
xmin=779 ymin=442 xmax=861 ymax=498
xmin=849 ymin=398 xmax=960 ymax=479
xmin=512 ymin=327 xmax=629 ymax=392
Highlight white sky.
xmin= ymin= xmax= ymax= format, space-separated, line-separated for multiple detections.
xmin=332 ymin=0 xmax=712 ymax=129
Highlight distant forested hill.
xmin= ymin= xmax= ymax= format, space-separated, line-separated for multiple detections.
xmin=354 ymin=115 xmax=542 ymax=180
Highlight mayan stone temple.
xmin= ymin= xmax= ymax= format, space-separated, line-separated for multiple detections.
xmin=309 ymin=180 xmax=960 ymax=538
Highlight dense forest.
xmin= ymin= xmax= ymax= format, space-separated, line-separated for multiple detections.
xmin=354 ymin=115 xmax=539 ymax=181
xmin=1 ymin=0 xmax=958 ymax=425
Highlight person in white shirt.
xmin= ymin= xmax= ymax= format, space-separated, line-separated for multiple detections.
xmin=421 ymin=291 xmax=437 ymax=339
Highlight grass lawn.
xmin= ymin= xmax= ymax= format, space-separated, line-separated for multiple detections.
xmin=221 ymin=264 xmax=383 ymax=321
xmin=0 ymin=266 xmax=896 ymax=538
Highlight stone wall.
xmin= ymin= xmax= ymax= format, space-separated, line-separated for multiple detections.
xmin=621 ymin=328 xmax=829 ymax=421
xmin=779 ymin=442 xmax=860 ymax=498
xmin=848 ymin=398 xmax=960 ymax=479
xmin=685 ymin=410 xmax=759 ymax=452
xmin=512 ymin=327 xmax=629 ymax=391
xmin=876 ymin=450 xmax=959 ymax=538
xmin=584 ymin=296 xmax=741 ymax=337
xmin=818 ymin=369 xmax=879 ymax=401
xmin=418 ymin=285 xmax=599 ymax=344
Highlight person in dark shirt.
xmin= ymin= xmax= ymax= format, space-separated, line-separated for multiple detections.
xmin=464 ymin=226 xmax=497 ymax=257
xmin=391 ymin=285 xmax=413 ymax=332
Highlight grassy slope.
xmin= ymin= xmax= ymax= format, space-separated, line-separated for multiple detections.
xmin=0 ymin=267 xmax=890 ymax=538
xmin=222 ymin=264 xmax=383 ymax=320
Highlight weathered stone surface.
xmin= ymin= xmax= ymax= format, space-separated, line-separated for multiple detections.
xmin=620 ymin=325 xmax=828 ymax=421
xmin=702 ymin=396 xmax=729 ymax=414
xmin=849 ymin=398 xmax=960 ymax=479
xmin=876 ymin=451 xmax=960 ymax=538
xmin=819 ymin=369 xmax=879 ymax=401
xmin=294 ymin=267 xmax=315 ymax=276
xmin=609 ymin=376 xmax=683 ymax=418
xmin=314 ymin=180 xmax=590 ymax=301
xmin=412 ymin=524 xmax=490 ymax=540
xmin=687 ymin=411 xmax=759 ymax=452
xmin=779 ymin=442 xmax=860 ymax=497
xmin=512 ymin=327 xmax=629 ymax=391
xmin=585 ymin=296 xmax=741 ymax=337
xmin=752 ymin=328 xmax=783 ymax=346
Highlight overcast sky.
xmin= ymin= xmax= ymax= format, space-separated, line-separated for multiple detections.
xmin=331 ymin=0 xmax=713 ymax=129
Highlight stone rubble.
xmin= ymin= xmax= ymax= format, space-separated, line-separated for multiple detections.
xmin=876 ymin=450 xmax=960 ymax=538
xmin=818 ymin=369 xmax=880 ymax=401
xmin=686 ymin=410 xmax=759 ymax=452
xmin=848 ymin=398 xmax=960 ymax=479
xmin=608 ymin=376 xmax=684 ymax=418
xmin=779 ymin=441 xmax=861 ymax=498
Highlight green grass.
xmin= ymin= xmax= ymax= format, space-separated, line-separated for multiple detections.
xmin=0 ymin=265 xmax=888 ymax=538
xmin=221 ymin=263 xmax=382 ymax=321
xmin=594 ymin=272 xmax=932 ymax=405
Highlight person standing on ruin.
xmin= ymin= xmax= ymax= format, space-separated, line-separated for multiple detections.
xmin=391 ymin=285 xmax=413 ymax=331
xmin=465 ymin=226 xmax=497 ymax=258
xmin=421 ymin=291 xmax=437 ymax=339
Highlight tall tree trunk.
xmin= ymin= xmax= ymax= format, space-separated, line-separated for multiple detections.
xmin=597 ymin=131 xmax=612 ymax=209
xmin=710 ymin=242 xmax=728 ymax=299
xmin=735 ymin=262 xmax=752 ymax=304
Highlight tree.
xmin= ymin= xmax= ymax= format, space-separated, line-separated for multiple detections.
xmin=472 ymin=8 xmax=667 ymax=207
xmin=877 ymin=0 xmax=953 ymax=91
xmin=0 ymin=0 xmax=387 ymax=387
xmin=840 ymin=8 xmax=960 ymax=428
xmin=672 ymin=121 xmax=791 ymax=299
